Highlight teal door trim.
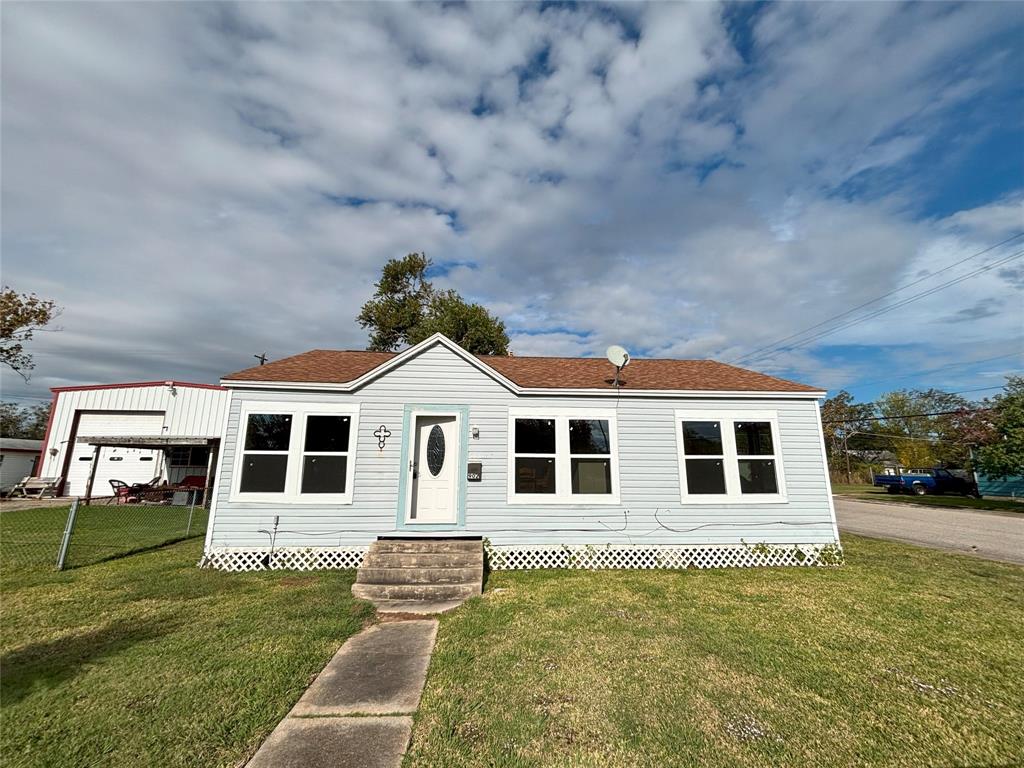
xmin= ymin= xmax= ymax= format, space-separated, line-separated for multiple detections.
xmin=396 ymin=404 xmax=469 ymax=531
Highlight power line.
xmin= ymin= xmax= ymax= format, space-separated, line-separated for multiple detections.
xmin=728 ymin=233 xmax=1024 ymax=365
xmin=949 ymin=385 xmax=1008 ymax=396
xmin=737 ymin=248 xmax=1024 ymax=365
xmin=822 ymin=407 xmax=991 ymax=424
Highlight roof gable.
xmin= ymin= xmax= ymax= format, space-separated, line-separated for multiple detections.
xmin=222 ymin=334 xmax=822 ymax=395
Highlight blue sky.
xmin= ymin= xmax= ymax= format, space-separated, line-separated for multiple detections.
xmin=1 ymin=1 xmax=1022 ymax=406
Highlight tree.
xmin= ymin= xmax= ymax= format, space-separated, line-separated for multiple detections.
xmin=356 ymin=254 xmax=434 ymax=352
xmin=357 ymin=254 xmax=509 ymax=355
xmin=408 ymin=289 xmax=510 ymax=355
xmin=975 ymin=377 xmax=1024 ymax=480
xmin=820 ymin=390 xmax=875 ymax=479
xmin=0 ymin=287 xmax=60 ymax=381
xmin=872 ymin=388 xmax=973 ymax=468
xmin=0 ymin=401 xmax=51 ymax=438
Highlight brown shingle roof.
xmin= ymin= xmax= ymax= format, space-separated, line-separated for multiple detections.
xmin=227 ymin=350 xmax=397 ymax=384
xmin=479 ymin=355 xmax=820 ymax=392
xmin=225 ymin=346 xmax=820 ymax=393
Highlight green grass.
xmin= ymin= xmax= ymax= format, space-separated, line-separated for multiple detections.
xmin=832 ymin=484 xmax=1024 ymax=512
xmin=406 ymin=535 xmax=1024 ymax=768
xmin=0 ymin=538 xmax=374 ymax=768
xmin=1 ymin=503 xmax=209 ymax=569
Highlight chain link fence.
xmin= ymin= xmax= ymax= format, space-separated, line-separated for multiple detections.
xmin=1 ymin=490 xmax=209 ymax=571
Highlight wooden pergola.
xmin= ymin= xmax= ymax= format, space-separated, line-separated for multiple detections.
xmin=75 ymin=435 xmax=220 ymax=504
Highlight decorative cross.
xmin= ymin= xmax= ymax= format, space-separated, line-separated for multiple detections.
xmin=373 ymin=425 xmax=392 ymax=451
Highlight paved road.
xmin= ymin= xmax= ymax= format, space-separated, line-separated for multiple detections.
xmin=834 ymin=497 xmax=1024 ymax=565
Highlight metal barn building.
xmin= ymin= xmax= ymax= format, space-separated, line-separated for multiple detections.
xmin=38 ymin=381 xmax=229 ymax=498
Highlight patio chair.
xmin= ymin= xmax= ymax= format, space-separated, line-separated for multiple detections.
xmin=8 ymin=476 xmax=62 ymax=498
xmin=108 ymin=479 xmax=138 ymax=505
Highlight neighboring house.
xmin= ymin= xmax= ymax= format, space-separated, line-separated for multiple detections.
xmin=203 ymin=334 xmax=839 ymax=571
xmin=0 ymin=438 xmax=42 ymax=494
xmin=38 ymin=382 xmax=229 ymax=498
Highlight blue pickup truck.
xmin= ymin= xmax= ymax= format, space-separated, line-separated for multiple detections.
xmin=873 ymin=468 xmax=979 ymax=497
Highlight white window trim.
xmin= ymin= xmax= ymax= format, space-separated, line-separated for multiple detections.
xmin=507 ymin=408 xmax=621 ymax=505
xmin=230 ymin=401 xmax=361 ymax=505
xmin=674 ymin=409 xmax=788 ymax=504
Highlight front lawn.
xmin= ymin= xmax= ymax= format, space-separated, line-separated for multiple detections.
xmin=407 ymin=535 xmax=1024 ymax=767
xmin=1 ymin=538 xmax=374 ymax=768
xmin=832 ymin=483 xmax=1024 ymax=512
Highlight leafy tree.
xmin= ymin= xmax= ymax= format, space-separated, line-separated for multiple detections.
xmin=821 ymin=391 xmax=872 ymax=456
xmin=0 ymin=401 xmax=51 ymax=438
xmin=872 ymin=388 xmax=973 ymax=468
xmin=0 ymin=287 xmax=60 ymax=381
xmin=357 ymin=254 xmax=509 ymax=355
xmin=821 ymin=390 xmax=875 ymax=478
xmin=975 ymin=377 xmax=1024 ymax=480
xmin=409 ymin=289 xmax=510 ymax=355
xmin=356 ymin=254 xmax=434 ymax=352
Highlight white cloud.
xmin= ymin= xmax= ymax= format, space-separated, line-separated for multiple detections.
xmin=1 ymin=1 xmax=1021 ymax=403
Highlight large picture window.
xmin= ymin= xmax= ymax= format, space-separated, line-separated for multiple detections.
xmin=675 ymin=411 xmax=786 ymax=503
xmin=508 ymin=411 xmax=619 ymax=503
xmin=232 ymin=403 xmax=359 ymax=503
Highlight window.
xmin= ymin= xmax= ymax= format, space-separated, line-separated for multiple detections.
xmin=240 ymin=414 xmax=291 ymax=493
xmin=569 ymin=419 xmax=612 ymax=495
xmin=301 ymin=415 xmax=350 ymax=494
xmin=675 ymin=411 xmax=786 ymax=503
xmin=681 ymin=421 xmax=727 ymax=494
xmin=734 ymin=421 xmax=778 ymax=494
xmin=231 ymin=403 xmax=360 ymax=503
xmin=508 ymin=411 xmax=619 ymax=503
xmin=170 ymin=446 xmax=211 ymax=467
xmin=514 ymin=418 xmax=557 ymax=494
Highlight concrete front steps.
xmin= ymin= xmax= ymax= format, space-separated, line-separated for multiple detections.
xmin=352 ymin=538 xmax=483 ymax=614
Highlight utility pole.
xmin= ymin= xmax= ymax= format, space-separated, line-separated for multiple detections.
xmin=843 ymin=429 xmax=852 ymax=484
xmin=254 ymin=352 xmax=267 ymax=366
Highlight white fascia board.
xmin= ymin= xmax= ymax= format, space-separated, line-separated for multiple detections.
xmin=514 ymin=388 xmax=827 ymax=399
xmin=220 ymin=378 xmax=826 ymax=400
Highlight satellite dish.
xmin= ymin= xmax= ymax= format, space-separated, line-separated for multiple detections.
xmin=606 ymin=345 xmax=630 ymax=368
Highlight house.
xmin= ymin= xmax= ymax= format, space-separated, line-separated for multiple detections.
xmin=202 ymin=334 xmax=839 ymax=572
xmin=37 ymin=382 xmax=229 ymax=499
xmin=0 ymin=438 xmax=42 ymax=495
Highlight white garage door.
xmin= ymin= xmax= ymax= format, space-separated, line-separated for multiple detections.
xmin=65 ymin=413 xmax=166 ymax=497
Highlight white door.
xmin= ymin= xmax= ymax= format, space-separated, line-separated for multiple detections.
xmin=408 ymin=415 xmax=459 ymax=524
xmin=66 ymin=413 xmax=165 ymax=496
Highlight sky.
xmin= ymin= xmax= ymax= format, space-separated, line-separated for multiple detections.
xmin=2 ymin=1 xmax=1022 ymax=407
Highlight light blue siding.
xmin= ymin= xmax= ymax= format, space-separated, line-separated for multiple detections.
xmin=208 ymin=343 xmax=837 ymax=550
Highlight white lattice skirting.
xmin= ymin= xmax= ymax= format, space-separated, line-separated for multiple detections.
xmin=200 ymin=547 xmax=368 ymax=572
xmin=484 ymin=543 xmax=842 ymax=570
xmin=201 ymin=543 xmax=842 ymax=571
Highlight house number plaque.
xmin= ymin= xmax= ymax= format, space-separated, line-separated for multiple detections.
xmin=467 ymin=462 xmax=482 ymax=482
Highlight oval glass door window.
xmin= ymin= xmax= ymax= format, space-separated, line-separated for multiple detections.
xmin=427 ymin=425 xmax=445 ymax=476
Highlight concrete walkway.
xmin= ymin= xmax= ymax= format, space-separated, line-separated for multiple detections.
xmin=247 ymin=619 xmax=437 ymax=768
xmin=835 ymin=496 xmax=1024 ymax=565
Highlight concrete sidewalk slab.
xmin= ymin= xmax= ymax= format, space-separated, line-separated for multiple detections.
xmin=291 ymin=620 xmax=438 ymax=716
xmin=246 ymin=716 xmax=412 ymax=768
